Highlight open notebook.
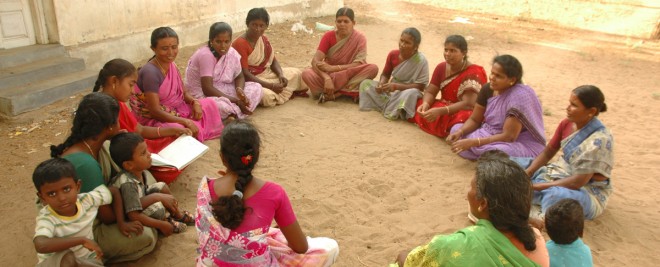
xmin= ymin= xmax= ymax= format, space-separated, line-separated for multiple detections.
xmin=151 ymin=135 xmax=209 ymax=170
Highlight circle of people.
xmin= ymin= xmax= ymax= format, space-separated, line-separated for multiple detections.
xmin=30 ymin=6 xmax=612 ymax=267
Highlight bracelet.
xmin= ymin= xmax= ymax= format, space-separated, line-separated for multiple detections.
xmin=338 ymin=65 xmax=343 ymax=71
xmin=157 ymin=127 xmax=162 ymax=137
xmin=477 ymin=137 xmax=481 ymax=146
xmin=445 ymin=106 xmax=450 ymax=114
xmin=236 ymin=87 xmax=243 ymax=91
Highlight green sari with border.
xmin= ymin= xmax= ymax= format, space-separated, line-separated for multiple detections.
xmin=399 ymin=220 xmax=540 ymax=267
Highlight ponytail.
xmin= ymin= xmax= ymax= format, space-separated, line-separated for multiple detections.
xmin=211 ymin=120 xmax=260 ymax=229
xmin=92 ymin=58 xmax=136 ymax=93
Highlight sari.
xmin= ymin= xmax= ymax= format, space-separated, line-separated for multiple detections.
xmin=185 ymin=46 xmax=262 ymax=119
xmin=453 ymin=83 xmax=546 ymax=160
xmin=195 ymin=177 xmax=339 ymax=267
xmin=232 ymin=36 xmax=308 ymax=107
xmin=130 ymin=62 xmax=223 ymax=142
xmin=411 ymin=63 xmax=487 ymax=137
xmin=301 ymin=30 xmax=378 ymax=99
xmin=401 ymin=220 xmax=541 ymax=267
xmin=531 ymin=117 xmax=613 ymax=219
xmin=358 ymin=50 xmax=429 ymax=120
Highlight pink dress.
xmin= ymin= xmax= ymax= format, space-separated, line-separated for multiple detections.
xmin=195 ymin=176 xmax=339 ymax=266
xmin=186 ymin=46 xmax=262 ymax=119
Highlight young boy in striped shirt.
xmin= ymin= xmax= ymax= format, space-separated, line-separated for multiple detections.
xmin=32 ymin=158 xmax=112 ymax=266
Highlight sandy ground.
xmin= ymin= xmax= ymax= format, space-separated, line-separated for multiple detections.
xmin=2 ymin=0 xmax=660 ymax=266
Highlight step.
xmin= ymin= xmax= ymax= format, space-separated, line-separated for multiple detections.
xmin=0 ymin=57 xmax=86 ymax=90
xmin=0 ymin=44 xmax=66 ymax=69
xmin=0 ymin=70 xmax=97 ymax=116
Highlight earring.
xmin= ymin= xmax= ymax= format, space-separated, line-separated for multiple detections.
xmin=509 ymin=82 xmax=514 ymax=86
xmin=113 ymin=84 xmax=116 ymax=91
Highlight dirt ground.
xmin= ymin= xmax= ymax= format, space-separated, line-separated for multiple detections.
xmin=3 ymin=0 xmax=660 ymax=266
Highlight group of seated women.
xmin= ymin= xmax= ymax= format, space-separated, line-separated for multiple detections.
xmin=43 ymin=5 xmax=613 ymax=266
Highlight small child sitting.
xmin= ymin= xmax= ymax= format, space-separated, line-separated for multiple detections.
xmin=109 ymin=132 xmax=194 ymax=236
xmin=545 ymin=198 xmax=594 ymax=267
xmin=32 ymin=158 xmax=111 ymax=267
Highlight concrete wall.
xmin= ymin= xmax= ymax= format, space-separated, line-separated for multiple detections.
xmin=406 ymin=0 xmax=660 ymax=39
xmin=49 ymin=0 xmax=343 ymax=69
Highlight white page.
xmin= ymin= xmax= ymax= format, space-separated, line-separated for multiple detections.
xmin=153 ymin=135 xmax=209 ymax=170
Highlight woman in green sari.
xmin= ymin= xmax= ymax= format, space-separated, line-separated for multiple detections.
xmin=393 ymin=151 xmax=549 ymax=267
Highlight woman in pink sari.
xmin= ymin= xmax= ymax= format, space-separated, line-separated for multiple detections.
xmin=196 ymin=121 xmax=339 ymax=266
xmin=131 ymin=27 xmax=223 ymax=142
xmin=186 ymin=22 xmax=263 ymax=119
xmin=301 ymin=7 xmax=378 ymax=103
xmin=412 ymin=35 xmax=487 ymax=138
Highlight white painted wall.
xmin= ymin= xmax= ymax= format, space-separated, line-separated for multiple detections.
xmin=405 ymin=0 xmax=660 ymax=40
xmin=49 ymin=0 xmax=343 ymax=69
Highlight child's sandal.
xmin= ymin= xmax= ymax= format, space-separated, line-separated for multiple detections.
xmin=168 ymin=218 xmax=187 ymax=233
xmin=175 ymin=210 xmax=195 ymax=226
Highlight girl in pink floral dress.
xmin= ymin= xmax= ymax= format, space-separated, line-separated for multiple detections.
xmin=195 ymin=120 xmax=339 ymax=266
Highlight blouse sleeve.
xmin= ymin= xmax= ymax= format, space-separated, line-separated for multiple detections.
xmin=195 ymin=48 xmax=217 ymax=78
xmin=138 ymin=64 xmax=164 ymax=94
xmin=429 ymin=63 xmax=445 ymax=87
xmin=273 ymin=184 xmax=297 ymax=228
xmin=549 ymin=119 xmax=573 ymax=149
xmin=381 ymin=50 xmax=398 ymax=77
xmin=231 ymin=38 xmax=251 ymax=69
xmin=317 ymin=31 xmax=336 ymax=54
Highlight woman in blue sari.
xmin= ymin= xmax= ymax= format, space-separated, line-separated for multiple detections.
xmin=524 ymin=85 xmax=612 ymax=221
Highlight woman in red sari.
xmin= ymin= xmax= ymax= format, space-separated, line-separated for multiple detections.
xmin=412 ymin=35 xmax=487 ymax=137
xmin=93 ymin=58 xmax=191 ymax=183
xmin=301 ymin=7 xmax=378 ymax=103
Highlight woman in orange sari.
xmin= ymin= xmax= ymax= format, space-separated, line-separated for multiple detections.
xmin=412 ymin=35 xmax=487 ymax=137
xmin=232 ymin=8 xmax=308 ymax=107
xmin=301 ymin=7 xmax=378 ymax=103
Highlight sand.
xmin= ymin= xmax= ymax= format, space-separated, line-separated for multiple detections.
xmin=2 ymin=0 xmax=660 ymax=266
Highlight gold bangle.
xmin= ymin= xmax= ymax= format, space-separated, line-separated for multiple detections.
xmin=477 ymin=137 xmax=481 ymax=146
xmin=157 ymin=127 xmax=162 ymax=137
xmin=445 ymin=106 xmax=450 ymax=114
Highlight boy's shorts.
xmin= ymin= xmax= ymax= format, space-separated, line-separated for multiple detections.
xmin=37 ymin=249 xmax=103 ymax=267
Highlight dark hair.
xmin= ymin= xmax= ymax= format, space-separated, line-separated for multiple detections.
xmin=445 ymin=35 xmax=468 ymax=55
xmin=207 ymin=22 xmax=233 ymax=58
xmin=476 ymin=151 xmax=537 ymax=251
xmin=110 ymin=132 xmax=144 ymax=169
xmin=402 ymin=27 xmax=422 ymax=47
xmin=246 ymin=7 xmax=269 ymax=26
xmin=572 ymin=85 xmax=607 ymax=115
xmin=211 ymin=120 xmax=261 ymax=229
xmin=493 ymin=54 xmax=523 ymax=84
xmin=545 ymin=199 xmax=584 ymax=244
xmin=92 ymin=58 xmax=136 ymax=92
xmin=33 ymin=158 xmax=78 ymax=192
xmin=336 ymin=7 xmax=355 ymax=21
xmin=150 ymin=26 xmax=178 ymax=48
xmin=50 ymin=93 xmax=119 ymax=158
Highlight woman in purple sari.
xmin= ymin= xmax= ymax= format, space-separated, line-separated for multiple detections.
xmin=131 ymin=27 xmax=223 ymax=142
xmin=447 ymin=55 xmax=545 ymax=160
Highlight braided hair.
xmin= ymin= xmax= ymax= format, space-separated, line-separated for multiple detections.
xmin=476 ymin=150 xmax=537 ymax=251
xmin=92 ymin=58 xmax=136 ymax=92
xmin=50 ymin=93 xmax=119 ymax=158
xmin=211 ymin=120 xmax=261 ymax=229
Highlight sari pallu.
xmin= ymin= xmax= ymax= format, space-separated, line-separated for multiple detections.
xmin=195 ymin=177 xmax=338 ymax=267
xmin=411 ymin=63 xmax=487 ymax=137
xmin=401 ymin=220 xmax=540 ymax=267
xmin=244 ymin=36 xmax=308 ymax=106
xmin=532 ymin=117 xmax=613 ymax=219
xmin=130 ymin=62 xmax=223 ymax=142
xmin=302 ymin=30 xmax=378 ymax=97
xmin=189 ymin=47 xmax=262 ymax=119
xmin=358 ymin=51 xmax=429 ymax=120
xmin=454 ymin=83 xmax=546 ymax=160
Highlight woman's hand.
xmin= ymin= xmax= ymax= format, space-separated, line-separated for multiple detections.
xmin=416 ymin=102 xmax=430 ymax=113
xmin=278 ymin=76 xmax=289 ymax=88
xmin=420 ymin=107 xmax=444 ymax=122
xmin=180 ymin=119 xmax=199 ymax=137
xmin=451 ymin=138 xmax=479 ymax=154
xmin=271 ymin=83 xmax=285 ymax=94
xmin=316 ymin=62 xmax=333 ymax=73
xmin=446 ymin=129 xmax=464 ymax=144
xmin=323 ymin=78 xmax=335 ymax=95
xmin=190 ymin=100 xmax=203 ymax=121
xmin=117 ymin=220 xmax=144 ymax=237
xmin=236 ymin=88 xmax=250 ymax=107
xmin=376 ymin=83 xmax=394 ymax=94
xmin=164 ymin=127 xmax=192 ymax=137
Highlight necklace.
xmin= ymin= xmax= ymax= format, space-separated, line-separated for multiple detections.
xmin=82 ymin=140 xmax=96 ymax=158
xmin=154 ymin=58 xmax=167 ymax=75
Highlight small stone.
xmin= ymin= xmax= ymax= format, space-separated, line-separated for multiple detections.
xmin=299 ymin=132 xmax=305 ymax=137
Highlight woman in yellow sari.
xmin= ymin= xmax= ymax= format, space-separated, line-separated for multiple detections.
xmin=301 ymin=7 xmax=378 ymax=103
xmin=232 ymin=8 xmax=308 ymax=107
